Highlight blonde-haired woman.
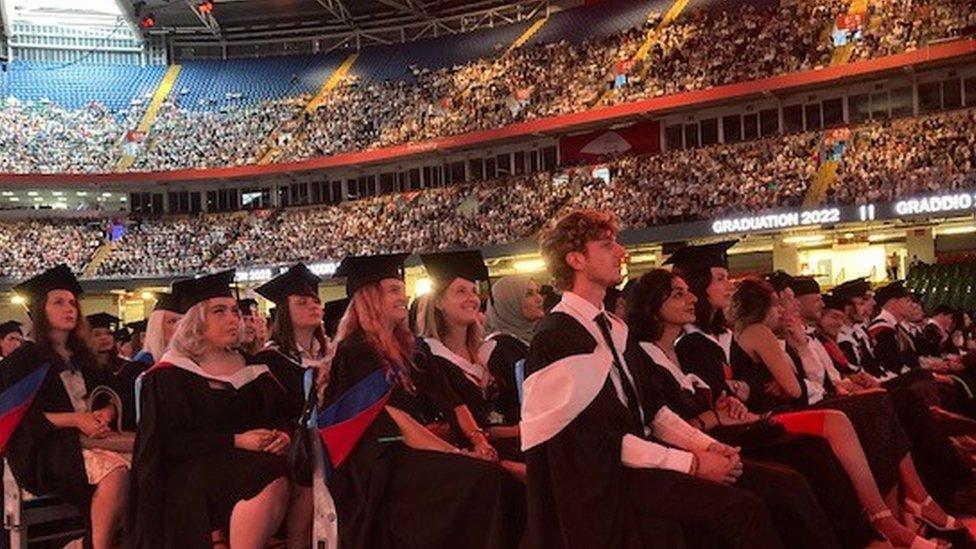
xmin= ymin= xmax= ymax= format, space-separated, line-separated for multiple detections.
xmin=420 ymin=251 xmax=523 ymax=464
xmin=325 ymin=253 xmax=525 ymax=549
xmin=128 ymin=270 xmax=300 ymax=549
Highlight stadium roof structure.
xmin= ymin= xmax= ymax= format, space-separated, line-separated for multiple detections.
xmin=124 ymin=0 xmax=548 ymax=54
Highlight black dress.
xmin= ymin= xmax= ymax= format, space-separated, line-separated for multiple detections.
xmin=730 ymin=340 xmax=910 ymax=495
xmin=627 ymin=341 xmax=864 ymax=549
xmin=323 ymin=332 xmax=526 ymax=549
xmin=482 ymin=333 xmax=528 ymax=424
xmin=127 ymin=358 xmax=293 ymax=549
xmin=1 ymin=342 xmax=105 ymax=518
xmin=525 ymin=312 xmax=782 ymax=549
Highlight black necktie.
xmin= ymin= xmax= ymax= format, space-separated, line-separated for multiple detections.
xmin=594 ymin=313 xmax=644 ymax=430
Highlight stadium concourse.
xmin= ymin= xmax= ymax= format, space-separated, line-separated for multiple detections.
xmin=1 ymin=0 xmax=976 ymax=548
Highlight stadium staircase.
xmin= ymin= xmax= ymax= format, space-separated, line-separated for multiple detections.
xmin=503 ymin=16 xmax=551 ymax=55
xmin=257 ymin=53 xmax=360 ymax=165
xmin=802 ymin=159 xmax=840 ymax=207
xmin=83 ymin=241 xmax=116 ymax=278
xmin=116 ymin=65 xmax=182 ymax=172
xmin=595 ymin=0 xmax=693 ymax=106
xmin=830 ymin=0 xmax=870 ymax=65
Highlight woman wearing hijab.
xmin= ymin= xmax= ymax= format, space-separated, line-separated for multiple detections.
xmin=480 ymin=275 xmax=545 ymax=424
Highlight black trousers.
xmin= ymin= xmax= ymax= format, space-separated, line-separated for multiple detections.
xmin=624 ymin=467 xmax=784 ymax=549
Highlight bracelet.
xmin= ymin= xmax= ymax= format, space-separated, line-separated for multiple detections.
xmin=711 ymin=409 xmax=722 ymax=427
xmin=689 ymin=454 xmax=700 ymax=476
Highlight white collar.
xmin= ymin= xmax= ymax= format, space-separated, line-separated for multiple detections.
xmin=424 ymin=337 xmax=491 ymax=388
xmin=875 ymin=308 xmax=899 ymax=327
xmin=158 ymin=349 xmax=270 ymax=390
xmin=638 ymin=341 xmax=710 ymax=393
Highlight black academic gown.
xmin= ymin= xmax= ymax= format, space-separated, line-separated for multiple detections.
xmin=127 ymin=357 xmax=293 ymax=549
xmin=675 ymin=330 xmax=732 ymax=396
xmin=627 ymin=341 xmax=863 ymax=549
xmin=99 ymin=354 xmax=146 ymax=432
xmin=483 ymin=333 xmax=528 ymax=424
xmin=253 ymin=345 xmax=310 ymax=420
xmin=324 ymin=332 xmax=526 ymax=549
xmin=525 ymin=312 xmax=781 ymax=549
xmin=1 ymin=342 xmax=105 ymax=518
xmin=424 ymin=340 xmax=522 ymax=462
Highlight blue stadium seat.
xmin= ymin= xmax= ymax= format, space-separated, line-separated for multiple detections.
xmin=0 ymin=61 xmax=166 ymax=112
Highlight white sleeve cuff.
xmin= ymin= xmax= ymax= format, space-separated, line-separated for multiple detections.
xmin=651 ymin=406 xmax=716 ymax=452
xmin=620 ymin=433 xmax=695 ymax=473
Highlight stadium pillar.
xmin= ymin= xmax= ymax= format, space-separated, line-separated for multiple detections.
xmin=905 ymin=227 xmax=936 ymax=265
xmin=773 ymin=238 xmax=800 ymax=275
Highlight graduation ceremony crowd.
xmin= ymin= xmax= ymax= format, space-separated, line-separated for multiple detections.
xmin=3 ymin=204 xmax=976 ymax=549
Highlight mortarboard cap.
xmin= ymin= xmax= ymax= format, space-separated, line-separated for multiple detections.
xmin=255 ymin=264 xmax=321 ymax=305
xmin=664 ymin=240 xmax=738 ymax=274
xmin=0 ymin=321 xmax=23 ymax=338
xmin=322 ymin=298 xmax=350 ymax=338
xmin=790 ymin=276 xmax=821 ymax=297
xmin=765 ymin=271 xmax=795 ymax=293
xmin=127 ymin=319 xmax=148 ymax=333
xmin=153 ymin=292 xmax=181 ymax=314
xmin=87 ymin=312 xmax=121 ymax=331
xmin=822 ymin=293 xmax=847 ymax=312
xmin=874 ymin=281 xmax=911 ymax=307
xmin=237 ymin=298 xmax=259 ymax=316
xmin=420 ymin=250 xmax=489 ymax=285
xmin=832 ymin=278 xmax=870 ymax=303
xmin=115 ymin=327 xmax=132 ymax=343
xmin=335 ymin=253 xmax=410 ymax=297
xmin=172 ymin=270 xmax=236 ymax=312
xmin=13 ymin=264 xmax=83 ymax=307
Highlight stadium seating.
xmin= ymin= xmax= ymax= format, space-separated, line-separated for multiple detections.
xmin=0 ymin=61 xmax=165 ymax=112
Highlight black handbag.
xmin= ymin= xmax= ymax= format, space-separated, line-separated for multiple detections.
xmin=288 ymin=383 xmax=317 ymax=487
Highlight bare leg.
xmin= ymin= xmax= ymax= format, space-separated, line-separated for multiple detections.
xmin=899 ymin=455 xmax=952 ymax=525
xmin=780 ymin=410 xmax=921 ymax=546
xmin=90 ymin=467 xmax=129 ymax=549
xmin=286 ymin=485 xmax=313 ymax=549
xmin=228 ymin=476 xmax=290 ymax=549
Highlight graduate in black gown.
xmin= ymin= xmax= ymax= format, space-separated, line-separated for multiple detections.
xmin=131 ymin=292 xmax=183 ymax=368
xmin=526 ymin=210 xmax=783 ymax=549
xmin=128 ymin=270 xmax=299 ymax=549
xmin=324 ymin=253 xmax=526 ymax=549
xmin=253 ymin=263 xmax=330 ymax=420
xmin=481 ymin=274 xmax=545 ymax=424
xmin=420 ymin=250 xmax=522 ymax=464
xmin=669 ymin=241 xmax=751 ymax=403
xmin=87 ymin=312 xmax=144 ymax=432
xmin=625 ymin=268 xmax=875 ymax=548
xmin=3 ymin=264 xmax=130 ymax=549
xmin=728 ymin=276 xmax=956 ymax=548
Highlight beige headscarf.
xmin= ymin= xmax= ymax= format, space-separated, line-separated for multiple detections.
xmin=484 ymin=275 xmax=538 ymax=344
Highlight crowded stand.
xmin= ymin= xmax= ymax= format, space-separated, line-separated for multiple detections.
xmin=0 ymin=0 xmax=972 ymax=172
xmin=0 ymin=219 xmax=103 ymax=279
xmin=3 ymin=0 xmax=976 ymax=547
xmin=829 ymin=108 xmax=976 ymax=205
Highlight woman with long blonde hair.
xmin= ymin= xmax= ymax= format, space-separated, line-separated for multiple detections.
xmin=420 ymin=250 xmax=523 ymax=463
xmin=324 ymin=253 xmax=525 ymax=549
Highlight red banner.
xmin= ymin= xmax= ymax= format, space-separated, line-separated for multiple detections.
xmin=559 ymin=120 xmax=660 ymax=165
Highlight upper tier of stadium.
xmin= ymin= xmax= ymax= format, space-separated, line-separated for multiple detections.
xmin=0 ymin=0 xmax=973 ymax=175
